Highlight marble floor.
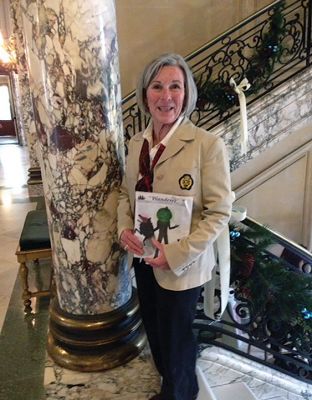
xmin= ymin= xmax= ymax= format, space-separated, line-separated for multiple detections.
xmin=0 ymin=141 xmax=311 ymax=400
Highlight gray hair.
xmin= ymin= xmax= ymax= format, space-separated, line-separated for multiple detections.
xmin=136 ymin=53 xmax=197 ymax=117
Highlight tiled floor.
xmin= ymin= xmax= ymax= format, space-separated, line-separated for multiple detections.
xmin=0 ymin=141 xmax=311 ymax=400
xmin=0 ymin=142 xmax=36 ymax=331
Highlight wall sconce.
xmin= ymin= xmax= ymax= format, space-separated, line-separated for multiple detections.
xmin=0 ymin=30 xmax=17 ymax=73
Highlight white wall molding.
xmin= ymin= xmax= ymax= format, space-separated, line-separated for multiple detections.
xmin=232 ymin=137 xmax=312 ymax=250
xmin=234 ymin=140 xmax=312 ymax=199
xmin=302 ymin=149 xmax=312 ymax=250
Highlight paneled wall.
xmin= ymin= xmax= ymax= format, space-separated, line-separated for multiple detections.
xmin=231 ymin=122 xmax=312 ymax=251
xmin=116 ymin=0 xmax=273 ymax=96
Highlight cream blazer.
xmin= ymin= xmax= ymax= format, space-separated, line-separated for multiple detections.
xmin=117 ymin=117 xmax=232 ymax=291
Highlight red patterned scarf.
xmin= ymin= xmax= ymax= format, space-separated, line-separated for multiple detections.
xmin=135 ymin=139 xmax=165 ymax=192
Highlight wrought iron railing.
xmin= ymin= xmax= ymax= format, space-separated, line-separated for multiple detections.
xmin=195 ymin=217 xmax=312 ymax=383
xmin=122 ymin=0 xmax=312 ymax=144
xmin=121 ymin=0 xmax=312 ymax=383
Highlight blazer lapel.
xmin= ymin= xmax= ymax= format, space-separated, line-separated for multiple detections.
xmin=131 ymin=133 xmax=144 ymax=178
xmin=157 ymin=118 xmax=196 ymax=165
xmin=131 ymin=118 xmax=196 ymax=168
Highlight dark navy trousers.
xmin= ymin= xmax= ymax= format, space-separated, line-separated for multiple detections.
xmin=133 ymin=258 xmax=201 ymax=400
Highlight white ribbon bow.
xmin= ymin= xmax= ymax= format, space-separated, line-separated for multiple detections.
xmin=204 ymin=192 xmax=235 ymax=320
xmin=230 ymin=77 xmax=251 ymax=154
xmin=203 ymin=192 xmax=248 ymax=320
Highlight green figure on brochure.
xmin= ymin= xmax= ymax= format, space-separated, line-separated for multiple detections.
xmin=155 ymin=207 xmax=179 ymax=244
xmin=135 ymin=207 xmax=179 ymax=258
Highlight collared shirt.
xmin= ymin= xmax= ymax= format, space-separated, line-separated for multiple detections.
xmin=142 ymin=115 xmax=184 ymax=167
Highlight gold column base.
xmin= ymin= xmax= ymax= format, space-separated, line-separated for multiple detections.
xmin=47 ymin=289 xmax=146 ymax=372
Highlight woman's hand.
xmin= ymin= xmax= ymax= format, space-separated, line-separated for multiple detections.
xmin=120 ymin=229 xmax=144 ymax=256
xmin=145 ymin=239 xmax=170 ymax=270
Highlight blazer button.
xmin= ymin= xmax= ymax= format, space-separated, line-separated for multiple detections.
xmin=156 ymin=174 xmax=164 ymax=180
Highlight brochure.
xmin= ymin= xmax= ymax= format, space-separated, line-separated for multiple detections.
xmin=134 ymin=191 xmax=193 ymax=258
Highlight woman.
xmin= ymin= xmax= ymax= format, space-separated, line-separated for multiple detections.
xmin=117 ymin=53 xmax=232 ymax=400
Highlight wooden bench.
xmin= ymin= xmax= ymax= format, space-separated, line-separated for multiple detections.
xmin=15 ymin=209 xmax=52 ymax=313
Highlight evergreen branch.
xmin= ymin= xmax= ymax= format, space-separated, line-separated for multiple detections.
xmin=196 ymin=1 xmax=287 ymax=115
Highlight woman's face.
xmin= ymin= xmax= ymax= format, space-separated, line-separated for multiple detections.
xmin=146 ymin=66 xmax=185 ymax=129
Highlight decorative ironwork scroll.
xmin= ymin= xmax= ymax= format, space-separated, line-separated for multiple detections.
xmin=194 ymin=217 xmax=312 ymax=383
xmin=122 ymin=0 xmax=312 ymax=148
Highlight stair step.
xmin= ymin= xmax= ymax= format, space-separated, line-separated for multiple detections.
xmin=212 ymin=382 xmax=257 ymax=400
xmin=196 ymin=366 xmax=217 ymax=399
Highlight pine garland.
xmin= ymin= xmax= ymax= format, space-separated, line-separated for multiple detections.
xmin=196 ymin=1 xmax=286 ymax=115
xmin=230 ymin=222 xmax=312 ymax=351
xmin=245 ymin=1 xmax=286 ymax=94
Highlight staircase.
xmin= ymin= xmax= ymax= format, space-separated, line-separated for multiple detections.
xmin=121 ymin=0 xmax=312 ymax=387
xmin=122 ymin=0 xmax=312 ymax=145
xmin=196 ymin=366 xmax=258 ymax=400
xmin=194 ymin=215 xmax=312 ymax=385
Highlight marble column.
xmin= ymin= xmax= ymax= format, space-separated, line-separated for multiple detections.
xmin=10 ymin=0 xmax=43 ymax=197
xmin=20 ymin=0 xmax=145 ymax=371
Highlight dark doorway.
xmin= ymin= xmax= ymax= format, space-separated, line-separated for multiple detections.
xmin=0 ymin=73 xmax=17 ymax=143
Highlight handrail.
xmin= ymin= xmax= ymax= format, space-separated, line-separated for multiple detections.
xmin=195 ymin=214 xmax=312 ymax=383
xmin=122 ymin=0 xmax=312 ymax=144
xmin=121 ymin=0 xmax=283 ymax=101
xmin=185 ymin=0 xmax=283 ymax=61
xmin=244 ymin=216 xmax=312 ymax=262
